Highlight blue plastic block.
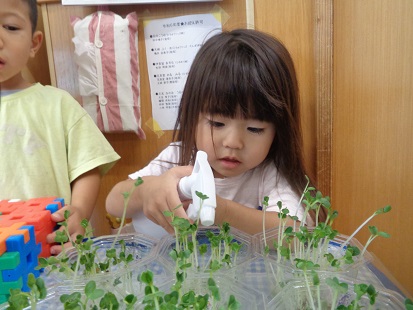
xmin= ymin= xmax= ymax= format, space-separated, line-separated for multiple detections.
xmin=4 ymin=225 xmax=41 ymax=291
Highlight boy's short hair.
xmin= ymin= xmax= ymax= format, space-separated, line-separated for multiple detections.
xmin=24 ymin=0 xmax=38 ymax=33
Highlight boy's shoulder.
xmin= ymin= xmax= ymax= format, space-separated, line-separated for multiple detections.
xmin=37 ymin=84 xmax=74 ymax=97
xmin=29 ymin=84 xmax=81 ymax=107
xmin=14 ymin=83 xmax=75 ymax=100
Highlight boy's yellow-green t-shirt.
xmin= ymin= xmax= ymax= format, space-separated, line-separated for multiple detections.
xmin=0 ymin=83 xmax=120 ymax=203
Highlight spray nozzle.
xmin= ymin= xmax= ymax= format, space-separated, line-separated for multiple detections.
xmin=178 ymin=151 xmax=216 ymax=226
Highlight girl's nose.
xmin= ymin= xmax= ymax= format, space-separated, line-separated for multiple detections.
xmin=222 ymin=129 xmax=244 ymax=149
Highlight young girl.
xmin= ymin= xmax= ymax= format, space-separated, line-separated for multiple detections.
xmin=106 ymin=29 xmax=324 ymax=238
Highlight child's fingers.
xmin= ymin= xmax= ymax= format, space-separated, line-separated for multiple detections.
xmin=49 ymin=241 xmax=74 ymax=256
xmin=147 ymin=212 xmax=174 ymax=234
xmin=51 ymin=204 xmax=77 ymax=222
xmin=50 ymin=208 xmax=66 ymax=222
xmin=46 ymin=224 xmax=64 ymax=244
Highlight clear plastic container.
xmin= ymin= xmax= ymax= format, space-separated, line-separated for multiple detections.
xmin=157 ymin=226 xmax=253 ymax=274
xmin=145 ymin=273 xmax=266 ymax=310
xmin=268 ymin=275 xmax=406 ymax=310
xmin=253 ymin=226 xmax=372 ymax=277
xmin=44 ymin=233 xmax=159 ymax=285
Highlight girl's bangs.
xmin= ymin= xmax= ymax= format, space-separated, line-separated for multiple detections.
xmin=200 ymin=69 xmax=274 ymax=121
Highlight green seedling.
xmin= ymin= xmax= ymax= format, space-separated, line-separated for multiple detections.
xmin=44 ymin=178 xmax=141 ymax=278
xmin=341 ymin=205 xmax=392 ymax=249
xmin=60 ymin=280 xmax=104 ymax=309
xmin=360 ymin=226 xmax=390 ymax=257
xmin=326 ymin=277 xmax=349 ymax=310
xmin=336 ymin=283 xmax=378 ymax=310
xmin=294 ymin=259 xmax=320 ymax=310
xmin=7 ymin=273 xmax=46 ymax=310
xmin=138 ymin=269 xmax=239 ymax=310
xmin=112 ymin=177 xmax=143 ymax=248
xmin=261 ymin=175 xmax=393 ymax=309
xmin=8 ymin=184 xmax=242 ymax=309
xmin=38 ymin=210 xmax=134 ymax=293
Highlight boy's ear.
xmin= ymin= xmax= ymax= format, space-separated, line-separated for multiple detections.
xmin=30 ymin=30 xmax=43 ymax=58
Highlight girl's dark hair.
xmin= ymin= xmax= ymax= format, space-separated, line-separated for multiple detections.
xmin=173 ymin=29 xmax=325 ymax=222
xmin=24 ymin=0 xmax=38 ymax=33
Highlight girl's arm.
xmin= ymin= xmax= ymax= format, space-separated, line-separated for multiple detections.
xmin=106 ymin=165 xmax=193 ymax=234
xmin=47 ymin=168 xmax=101 ymax=254
xmin=214 ymin=196 xmax=295 ymax=235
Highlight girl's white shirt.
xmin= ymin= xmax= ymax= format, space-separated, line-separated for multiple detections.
xmin=129 ymin=143 xmax=308 ymax=239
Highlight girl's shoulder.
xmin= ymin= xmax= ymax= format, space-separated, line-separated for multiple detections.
xmin=156 ymin=142 xmax=182 ymax=161
xmin=128 ymin=142 xmax=181 ymax=179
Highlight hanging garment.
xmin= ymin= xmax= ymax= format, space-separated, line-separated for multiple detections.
xmin=71 ymin=11 xmax=145 ymax=138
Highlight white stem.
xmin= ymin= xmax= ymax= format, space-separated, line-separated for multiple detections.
xmin=341 ymin=212 xmax=376 ymax=249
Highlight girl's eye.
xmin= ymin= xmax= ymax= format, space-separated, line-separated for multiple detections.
xmin=248 ymin=127 xmax=265 ymax=134
xmin=207 ymin=120 xmax=225 ymax=128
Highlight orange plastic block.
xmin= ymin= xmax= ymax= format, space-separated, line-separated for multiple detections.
xmin=0 ymin=223 xmax=28 ymax=256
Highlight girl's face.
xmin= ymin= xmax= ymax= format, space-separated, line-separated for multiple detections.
xmin=196 ymin=113 xmax=276 ymax=178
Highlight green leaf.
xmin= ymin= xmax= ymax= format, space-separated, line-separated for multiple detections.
xmin=368 ymin=226 xmax=378 ymax=235
xmin=405 ymin=298 xmax=413 ymax=310
xmin=226 ymin=295 xmax=241 ymax=310
xmin=377 ymin=231 xmax=390 ymax=238
xmin=195 ymin=190 xmax=209 ymax=200
xmin=64 ymin=210 xmax=71 ymax=220
xmin=325 ymin=277 xmax=348 ymax=294
xmin=27 ymin=273 xmax=36 ymax=288
xmin=376 ymin=205 xmax=392 ymax=214
xmin=80 ymin=219 xmax=89 ymax=228
xmin=139 ymin=270 xmax=154 ymax=285
xmin=99 ymin=292 xmax=119 ymax=309
xmin=134 ymin=177 xmax=144 ymax=186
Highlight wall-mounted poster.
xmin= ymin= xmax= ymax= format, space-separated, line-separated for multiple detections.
xmin=63 ymin=0 xmax=220 ymax=5
xmin=144 ymin=13 xmax=222 ymax=130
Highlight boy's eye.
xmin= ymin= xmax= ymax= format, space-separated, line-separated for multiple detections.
xmin=3 ymin=25 xmax=19 ymax=31
xmin=248 ymin=127 xmax=264 ymax=134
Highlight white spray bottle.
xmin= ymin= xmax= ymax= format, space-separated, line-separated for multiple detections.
xmin=178 ymin=151 xmax=216 ymax=226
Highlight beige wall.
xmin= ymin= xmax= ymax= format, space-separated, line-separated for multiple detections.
xmin=255 ymin=0 xmax=413 ymax=296
xmin=332 ymin=0 xmax=413 ymax=296
xmin=254 ymin=1 xmax=318 ymax=181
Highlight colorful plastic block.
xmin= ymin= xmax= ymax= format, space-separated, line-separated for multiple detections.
xmin=0 ymin=197 xmax=64 ymax=303
xmin=0 ymin=252 xmax=22 ymax=304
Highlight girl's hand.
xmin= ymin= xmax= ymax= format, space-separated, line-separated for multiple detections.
xmin=139 ymin=165 xmax=193 ymax=234
xmin=46 ymin=205 xmax=87 ymax=255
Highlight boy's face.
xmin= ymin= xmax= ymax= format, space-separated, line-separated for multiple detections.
xmin=196 ymin=113 xmax=276 ymax=179
xmin=0 ymin=0 xmax=42 ymax=90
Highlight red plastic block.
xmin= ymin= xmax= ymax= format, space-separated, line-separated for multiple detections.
xmin=0 ymin=200 xmax=25 ymax=215
xmin=0 ymin=197 xmax=64 ymax=257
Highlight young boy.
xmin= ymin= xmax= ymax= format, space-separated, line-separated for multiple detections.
xmin=0 ymin=0 xmax=120 ymax=254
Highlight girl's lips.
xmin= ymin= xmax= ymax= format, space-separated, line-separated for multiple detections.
xmin=219 ymin=157 xmax=241 ymax=169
